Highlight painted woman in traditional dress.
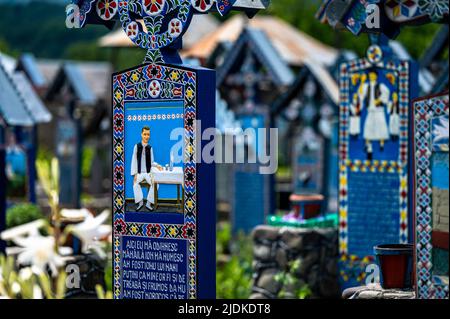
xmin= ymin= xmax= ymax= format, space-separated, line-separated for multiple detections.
xmin=349 ymin=74 xmax=367 ymax=137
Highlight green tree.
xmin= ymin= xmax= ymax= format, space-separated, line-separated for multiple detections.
xmin=266 ymin=0 xmax=442 ymax=59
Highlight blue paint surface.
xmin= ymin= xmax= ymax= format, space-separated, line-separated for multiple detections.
xmin=233 ymin=171 xmax=265 ymax=234
xmin=5 ymin=148 xmax=26 ymax=175
xmin=432 ymin=152 xmax=449 ymax=190
xmin=347 ymin=171 xmax=401 ymax=257
xmin=121 ymin=236 xmax=188 ymax=299
xmin=124 ymin=101 xmax=184 ymax=201
xmin=233 ymin=113 xmax=268 ymax=234
xmin=239 ymin=114 xmax=265 ymax=158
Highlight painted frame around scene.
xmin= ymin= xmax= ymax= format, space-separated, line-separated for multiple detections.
xmin=412 ymin=91 xmax=449 ymax=299
xmin=112 ymin=62 xmax=198 ymax=299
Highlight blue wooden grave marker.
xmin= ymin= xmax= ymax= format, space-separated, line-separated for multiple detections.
xmin=69 ymin=0 xmax=269 ymax=299
xmin=56 ymin=116 xmax=82 ymax=208
xmin=413 ymin=92 xmax=449 ymax=299
xmin=0 ymin=125 xmax=5 ymax=254
xmin=231 ymin=109 xmax=273 ymax=234
xmin=0 ymin=64 xmax=52 ymax=252
xmin=316 ymin=0 xmax=449 ymax=38
xmin=216 ymin=27 xmax=294 ymax=234
xmin=337 ymin=35 xmax=418 ymax=288
xmin=272 ymin=62 xmax=340 ymax=213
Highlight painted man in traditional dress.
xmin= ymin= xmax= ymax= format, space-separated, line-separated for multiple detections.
xmin=355 ymin=72 xmax=395 ymax=159
xmin=131 ymin=126 xmax=162 ymax=211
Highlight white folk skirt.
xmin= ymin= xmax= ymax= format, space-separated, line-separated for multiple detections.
xmin=364 ymin=108 xmax=389 ymax=141
xmin=389 ymin=113 xmax=400 ymax=136
xmin=349 ymin=116 xmax=361 ymax=136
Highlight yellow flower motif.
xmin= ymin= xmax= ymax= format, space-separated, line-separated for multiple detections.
xmin=115 ymin=91 xmax=122 ymax=100
xmin=115 ymin=197 xmax=123 ymax=206
xmin=187 ymin=200 xmax=193 ymax=209
xmin=186 ymin=88 xmax=194 ymax=99
xmin=116 ymin=145 xmax=123 ymax=154
xmin=401 ymin=210 xmax=407 ymax=220
xmin=170 ymin=71 xmax=179 ymax=81
xmin=130 ymin=225 xmax=138 ymax=234
xmin=340 ymin=175 xmax=347 ymax=186
xmin=340 ymin=242 xmax=347 ymax=251
xmin=131 ymin=73 xmax=139 ymax=82
xmin=169 ymin=227 xmax=177 ymax=236
xmin=340 ymin=209 xmax=347 ymax=219
xmin=400 ymin=177 xmax=407 ymax=189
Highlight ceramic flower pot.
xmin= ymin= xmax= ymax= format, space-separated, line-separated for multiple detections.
xmin=374 ymin=244 xmax=414 ymax=289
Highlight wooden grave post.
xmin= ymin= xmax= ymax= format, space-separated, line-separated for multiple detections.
xmin=69 ymin=0 xmax=270 ymax=299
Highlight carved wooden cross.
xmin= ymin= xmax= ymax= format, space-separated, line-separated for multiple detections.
xmin=70 ymin=0 xmax=270 ymax=63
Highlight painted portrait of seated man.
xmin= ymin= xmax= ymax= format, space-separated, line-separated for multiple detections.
xmin=131 ymin=126 xmax=163 ymax=211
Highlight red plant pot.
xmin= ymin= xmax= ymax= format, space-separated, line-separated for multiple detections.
xmin=374 ymin=244 xmax=414 ymax=289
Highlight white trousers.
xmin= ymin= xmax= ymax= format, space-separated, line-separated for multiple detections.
xmin=133 ymin=173 xmax=156 ymax=204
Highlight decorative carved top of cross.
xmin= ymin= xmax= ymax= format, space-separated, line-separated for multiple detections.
xmin=225 ymin=50 xmax=269 ymax=112
xmin=70 ymin=0 xmax=270 ymax=64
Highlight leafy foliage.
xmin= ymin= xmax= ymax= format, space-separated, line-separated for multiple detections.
xmin=0 ymin=2 xmax=109 ymax=59
xmin=5 ymin=175 xmax=26 ymax=199
xmin=81 ymin=146 xmax=94 ymax=179
xmin=6 ymin=203 xmax=44 ymax=229
xmin=274 ymin=259 xmax=312 ymax=299
xmin=216 ymin=223 xmax=254 ymax=299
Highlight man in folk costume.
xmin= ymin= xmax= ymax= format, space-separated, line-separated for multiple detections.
xmin=360 ymin=72 xmax=391 ymax=159
xmin=131 ymin=126 xmax=162 ymax=211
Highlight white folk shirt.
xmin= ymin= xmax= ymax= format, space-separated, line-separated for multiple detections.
xmin=130 ymin=144 xmax=158 ymax=176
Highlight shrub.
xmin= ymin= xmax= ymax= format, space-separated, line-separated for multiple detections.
xmin=216 ymin=224 xmax=253 ymax=299
xmin=6 ymin=203 xmax=44 ymax=228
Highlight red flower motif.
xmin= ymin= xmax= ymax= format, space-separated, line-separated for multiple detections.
xmin=182 ymin=223 xmax=196 ymax=239
xmin=149 ymin=80 xmax=161 ymax=98
xmin=126 ymin=22 xmax=138 ymax=38
xmin=169 ymin=19 xmax=182 ymax=37
xmin=192 ymin=0 xmax=214 ymax=12
xmin=143 ymin=0 xmax=165 ymax=15
xmin=97 ymin=0 xmax=118 ymax=20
